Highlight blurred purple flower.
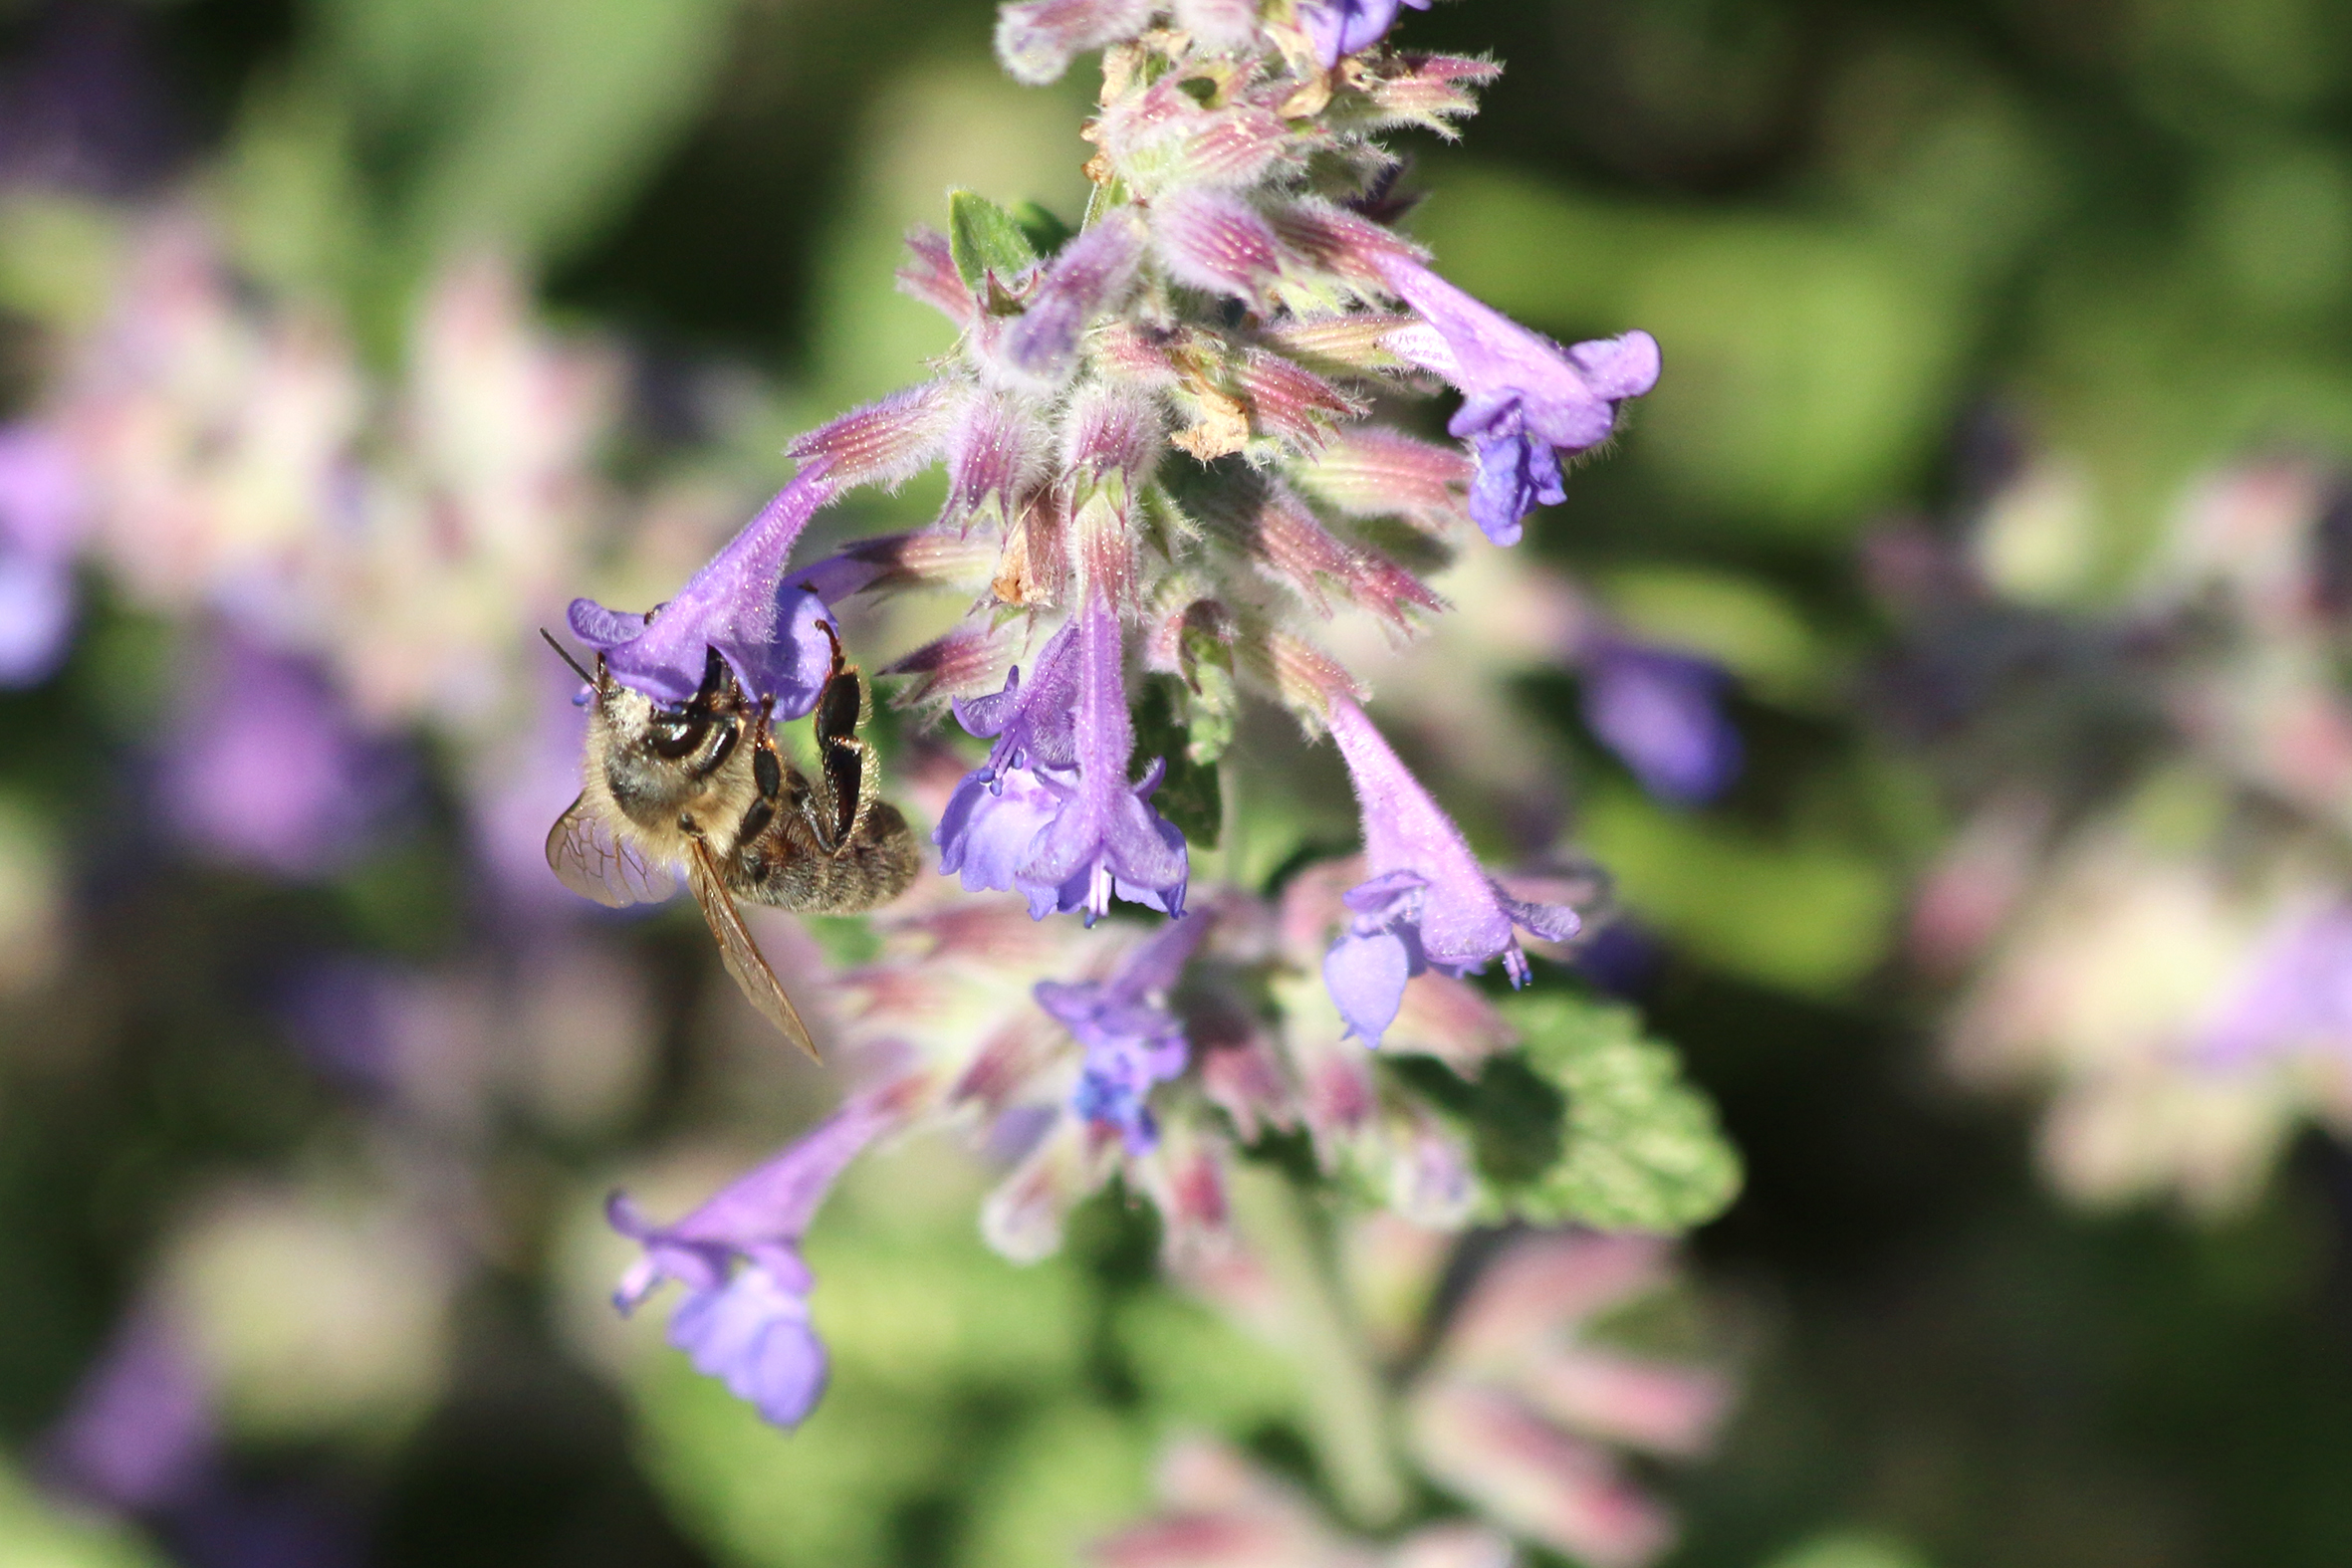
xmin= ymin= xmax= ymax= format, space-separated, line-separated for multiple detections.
xmin=1322 ymin=696 xmax=1578 ymax=1044
xmin=1038 ymin=914 xmax=1210 ymax=1152
xmin=161 ymin=631 xmax=406 ymax=879
xmin=275 ymin=957 xmax=416 ymax=1097
xmin=996 ymin=0 xmax=1154 ymax=86
xmin=1377 ymin=258 xmax=1659 ymax=546
xmin=936 ymin=589 xmax=1189 ymax=921
xmin=570 ymin=473 xmax=843 ymax=713
xmin=1579 ymin=640 xmax=1743 ymax=806
xmin=40 ymin=1307 xmax=214 ymax=1513
xmin=166 ymin=1485 xmax=366 ymax=1568
xmin=465 ymin=657 xmax=592 ymax=917
xmin=2200 ymin=906 xmax=2352 ymax=1065
xmin=608 ymin=1081 xmax=910 ymax=1427
xmin=1298 ymin=0 xmax=1431 ymax=66
xmin=0 ymin=3 xmax=178 ymax=194
xmin=0 ymin=423 xmax=85 ymax=686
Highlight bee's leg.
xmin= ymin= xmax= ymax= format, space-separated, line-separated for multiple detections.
xmin=804 ymin=618 xmax=879 ymax=856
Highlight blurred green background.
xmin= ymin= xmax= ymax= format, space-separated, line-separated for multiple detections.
xmin=3 ymin=1 xmax=2352 ymax=1566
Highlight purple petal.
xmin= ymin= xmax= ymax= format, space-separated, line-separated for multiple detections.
xmin=1341 ymin=867 xmax=1426 ymax=916
xmin=572 ymin=475 xmax=842 ymax=715
xmin=1039 ymin=915 xmax=1211 ymax=1153
xmin=1568 ymin=330 xmax=1662 ymax=400
xmin=1370 ymin=253 xmax=1656 ymax=544
xmin=667 ymin=1269 xmax=828 ymax=1429
xmin=1298 ymin=0 xmax=1432 ymax=65
xmin=933 ymin=763 xmax=1070 ymax=919
xmin=1498 ymin=889 xmax=1582 ymax=946
xmin=1467 ymin=428 xmax=1565 ymax=547
xmin=1323 ymin=925 xmax=1414 ymax=1045
xmin=566 ymin=597 xmax=644 ymax=647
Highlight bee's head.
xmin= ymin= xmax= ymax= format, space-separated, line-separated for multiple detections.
xmin=594 ymin=649 xmax=750 ymax=815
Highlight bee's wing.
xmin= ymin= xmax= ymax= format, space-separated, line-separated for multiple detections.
xmin=686 ymin=836 xmax=822 ymax=1063
xmin=546 ymin=793 xmax=677 ymax=908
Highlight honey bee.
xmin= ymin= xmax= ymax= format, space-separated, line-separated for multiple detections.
xmin=545 ymin=620 xmax=920 ymax=1061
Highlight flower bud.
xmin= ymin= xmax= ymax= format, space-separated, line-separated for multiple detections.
xmin=996 ymin=213 xmax=1148 ymax=389
xmin=995 ymin=0 xmax=1154 ymax=86
xmin=784 ymin=381 xmax=960 ymax=493
xmin=1151 ymin=188 xmax=1286 ymax=307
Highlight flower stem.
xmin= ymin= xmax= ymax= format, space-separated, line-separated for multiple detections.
xmin=1223 ymin=1161 xmax=1406 ymax=1526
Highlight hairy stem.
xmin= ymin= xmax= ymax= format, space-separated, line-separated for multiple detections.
xmin=1224 ymin=1161 xmax=1406 ymax=1526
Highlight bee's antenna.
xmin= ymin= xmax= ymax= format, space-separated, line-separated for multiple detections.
xmin=540 ymin=628 xmax=594 ymax=685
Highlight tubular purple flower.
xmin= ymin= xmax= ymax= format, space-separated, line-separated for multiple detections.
xmin=998 ymin=213 xmax=1147 ymax=389
xmin=936 ymin=618 xmax=1083 ymax=915
xmin=569 ymin=471 xmax=843 ymax=714
xmin=1037 ymin=914 xmax=1212 ymax=1152
xmin=935 ymin=592 xmax=1189 ymax=921
xmin=995 ymin=0 xmax=1154 ymax=85
xmin=1298 ymin=0 xmax=1432 ymax=66
xmin=607 ymin=1082 xmax=908 ymax=1428
xmin=1376 ymin=256 xmax=1659 ymax=546
xmin=1321 ymin=696 xmax=1578 ymax=1044
xmin=1021 ymin=587 xmax=1191 ymax=920
xmin=1579 ymin=640 xmax=1743 ymax=806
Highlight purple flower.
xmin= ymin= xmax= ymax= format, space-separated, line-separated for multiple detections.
xmin=1321 ymin=696 xmax=1579 ymax=1044
xmin=40 ymin=1307 xmax=215 ymax=1513
xmin=1579 ymin=640 xmax=1743 ymax=806
xmin=1377 ymin=257 xmax=1659 ymax=546
xmin=935 ymin=588 xmax=1190 ymax=921
xmin=1298 ymin=0 xmax=1431 ymax=66
xmin=161 ymin=631 xmax=406 ymax=879
xmin=1037 ymin=914 xmax=1211 ymax=1152
xmin=0 ymin=4 xmax=178 ymax=195
xmin=608 ymin=1083 xmax=907 ymax=1428
xmin=569 ymin=473 xmax=844 ymax=714
xmin=0 ymin=423 xmax=85 ymax=686
xmin=2200 ymin=906 xmax=2352 ymax=1065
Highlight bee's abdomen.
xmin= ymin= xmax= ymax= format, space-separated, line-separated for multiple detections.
xmin=728 ymin=802 xmax=920 ymax=915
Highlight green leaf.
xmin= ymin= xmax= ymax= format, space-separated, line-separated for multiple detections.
xmin=1011 ymin=199 xmax=1073 ymax=258
xmin=1484 ymin=993 xmax=1743 ymax=1233
xmin=948 ymin=188 xmax=1041 ymax=292
xmin=1174 ymin=620 xmax=1239 ymax=768
xmin=1130 ymin=676 xmax=1223 ymax=849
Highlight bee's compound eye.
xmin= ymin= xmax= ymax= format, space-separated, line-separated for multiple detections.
xmin=648 ymin=711 xmax=710 ymax=759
